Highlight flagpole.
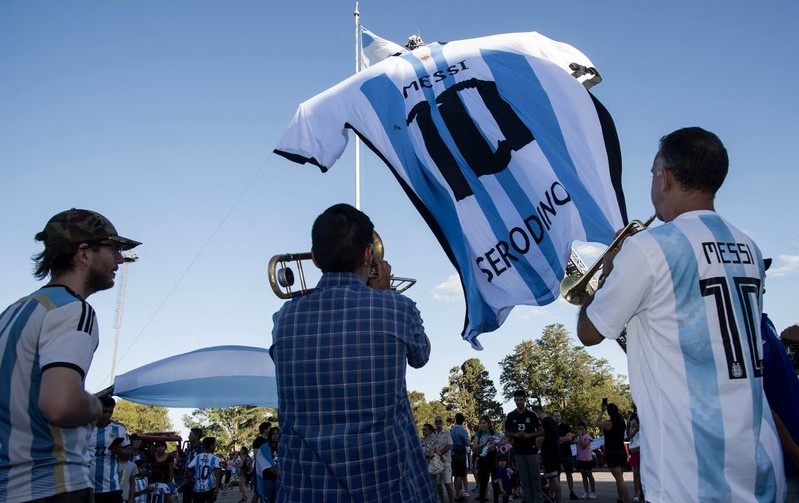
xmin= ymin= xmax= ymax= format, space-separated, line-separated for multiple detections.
xmin=354 ymin=2 xmax=362 ymax=210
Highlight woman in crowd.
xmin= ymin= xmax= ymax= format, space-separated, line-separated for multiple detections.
xmin=471 ymin=415 xmax=498 ymax=503
xmin=421 ymin=423 xmax=439 ymax=486
xmin=597 ymin=403 xmax=631 ymax=503
xmin=149 ymin=440 xmax=175 ymax=485
xmin=575 ymin=421 xmax=596 ymax=499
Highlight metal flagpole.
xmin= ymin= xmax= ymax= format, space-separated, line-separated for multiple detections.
xmin=354 ymin=2 xmax=362 ymax=209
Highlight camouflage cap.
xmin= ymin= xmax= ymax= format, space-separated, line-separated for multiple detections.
xmin=41 ymin=208 xmax=141 ymax=250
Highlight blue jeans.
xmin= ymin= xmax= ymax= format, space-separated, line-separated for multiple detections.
xmin=515 ymin=454 xmax=543 ymax=503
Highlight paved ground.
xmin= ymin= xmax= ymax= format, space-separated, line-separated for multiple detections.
xmin=215 ymin=468 xmax=637 ymax=502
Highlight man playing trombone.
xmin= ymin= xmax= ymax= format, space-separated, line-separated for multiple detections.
xmin=269 ymin=203 xmax=436 ymax=502
xmin=576 ymin=128 xmax=785 ymax=502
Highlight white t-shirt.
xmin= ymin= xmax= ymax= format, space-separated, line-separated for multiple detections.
xmin=587 ymin=210 xmax=784 ymax=502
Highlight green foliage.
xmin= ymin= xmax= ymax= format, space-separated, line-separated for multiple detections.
xmin=497 ymin=323 xmax=632 ymax=432
xmin=113 ymin=400 xmax=172 ymax=434
xmin=182 ymin=406 xmax=277 ymax=456
xmin=409 ymin=391 xmax=449 ymax=436
xmin=440 ymin=358 xmax=504 ymax=429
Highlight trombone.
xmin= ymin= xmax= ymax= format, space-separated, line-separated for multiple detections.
xmin=560 ymin=215 xmax=656 ymax=306
xmin=267 ymin=231 xmax=417 ymax=299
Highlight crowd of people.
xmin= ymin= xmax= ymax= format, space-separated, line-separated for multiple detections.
xmin=1 ymin=125 xmax=798 ymax=503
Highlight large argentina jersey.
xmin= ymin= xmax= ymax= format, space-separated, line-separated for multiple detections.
xmin=0 ymin=285 xmax=99 ymax=503
xmin=188 ymin=452 xmax=220 ymax=492
xmin=274 ymin=32 xmax=626 ymax=348
xmin=587 ymin=211 xmax=785 ymax=503
xmin=90 ymin=420 xmax=130 ymax=493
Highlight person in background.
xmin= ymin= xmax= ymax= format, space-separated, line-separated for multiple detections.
xmin=131 ymin=459 xmax=150 ymax=503
xmin=433 ymin=415 xmax=455 ymax=503
xmin=0 ymin=208 xmax=139 ymax=503
xmin=149 ymin=441 xmax=175 ymax=486
xmin=472 ymin=415 xmax=498 ymax=503
xmin=596 ymin=403 xmax=629 ymax=503
xmin=187 ymin=437 xmax=221 ymax=503
xmin=270 ymin=203 xmax=435 ymax=502
xmin=574 ymin=422 xmax=596 ymax=500
xmin=451 ymin=412 xmax=471 ymax=502
xmin=534 ymin=406 xmax=561 ymax=503
xmin=553 ymin=411 xmax=579 ymax=501
xmin=504 ymin=389 xmax=543 ymax=503
xmin=91 ymin=395 xmax=132 ymax=503
xmin=577 ymin=127 xmax=785 ymax=502
xmin=492 ymin=456 xmax=513 ymax=503
xmin=627 ymin=416 xmax=642 ymax=502
xmin=180 ymin=427 xmax=204 ymax=503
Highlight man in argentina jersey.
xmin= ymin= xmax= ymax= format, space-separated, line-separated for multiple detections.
xmin=187 ymin=437 xmax=222 ymax=502
xmin=0 ymin=208 xmax=140 ymax=503
xmin=577 ymin=128 xmax=785 ymax=502
xmin=90 ymin=396 xmax=131 ymax=502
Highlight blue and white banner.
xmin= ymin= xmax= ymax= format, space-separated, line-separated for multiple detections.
xmin=275 ymin=32 xmax=626 ymax=348
xmin=113 ymin=345 xmax=277 ymax=408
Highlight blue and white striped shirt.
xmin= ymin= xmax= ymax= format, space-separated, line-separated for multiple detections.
xmin=271 ymin=272 xmax=436 ymax=502
xmin=90 ymin=420 xmax=130 ymax=494
xmin=587 ymin=211 xmax=785 ymax=502
xmin=0 ymin=285 xmax=99 ymax=503
xmin=187 ymin=452 xmax=220 ymax=492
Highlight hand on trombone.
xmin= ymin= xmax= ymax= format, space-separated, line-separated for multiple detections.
xmin=367 ymin=258 xmax=392 ymax=290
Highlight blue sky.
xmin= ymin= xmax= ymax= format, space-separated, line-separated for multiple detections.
xmin=2 ymin=1 xmax=798 ymax=435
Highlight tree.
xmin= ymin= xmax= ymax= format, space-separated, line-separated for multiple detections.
xmin=440 ymin=358 xmax=503 ymax=429
xmin=182 ymin=406 xmax=277 ymax=456
xmin=409 ymin=391 xmax=449 ymax=435
xmin=113 ymin=400 xmax=172 ymax=434
xmin=498 ymin=323 xmax=631 ymax=430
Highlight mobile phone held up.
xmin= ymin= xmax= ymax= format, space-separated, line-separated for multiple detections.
xmin=110 ymin=437 xmax=125 ymax=448
xmin=602 ymin=397 xmax=608 ymax=407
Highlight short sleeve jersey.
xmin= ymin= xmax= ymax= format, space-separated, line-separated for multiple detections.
xmin=504 ymin=409 xmax=540 ymax=455
xmin=90 ymin=420 xmax=131 ymax=493
xmin=0 ymin=285 xmax=100 ymax=503
xmin=586 ymin=211 xmax=784 ymax=502
xmin=188 ymin=452 xmax=220 ymax=492
xmin=557 ymin=422 xmax=573 ymax=458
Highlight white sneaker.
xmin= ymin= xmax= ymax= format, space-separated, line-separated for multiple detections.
xmin=588 ymin=492 xmax=597 ymax=499
xmin=580 ymin=493 xmax=590 ymax=500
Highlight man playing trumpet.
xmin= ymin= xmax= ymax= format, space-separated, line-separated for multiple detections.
xmin=270 ymin=203 xmax=436 ymax=502
xmin=577 ymin=128 xmax=784 ymax=502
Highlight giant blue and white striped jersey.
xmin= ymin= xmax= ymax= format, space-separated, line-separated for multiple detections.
xmin=187 ymin=452 xmax=220 ymax=492
xmin=0 ymin=285 xmax=99 ymax=503
xmin=274 ymin=32 xmax=626 ymax=348
xmin=587 ymin=211 xmax=785 ymax=502
xmin=89 ymin=420 xmax=130 ymax=494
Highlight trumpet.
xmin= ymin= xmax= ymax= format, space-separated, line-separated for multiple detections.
xmin=560 ymin=215 xmax=656 ymax=305
xmin=268 ymin=231 xmax=417 ymax=299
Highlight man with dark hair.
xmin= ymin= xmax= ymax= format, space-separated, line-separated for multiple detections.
xmin=552 ymin=411 xmax=578 ymax=500
xmin=90 ymin=396 xmax=132 ymax=503
xmin=504 ymin=389 xmax=543 ymax=503
xmin=180 ymin=427 xmax=204 ymax=503
xmin=533 ymin=406 xmax=560 ymax=503
xmin=577 ymin=127 xmax=785 ymax=502
xmin=0 ymin=208 xmax=139 ymax=503
xmin=187 ymin=437 xmax=221 ymax=503
xmin=250 ymin=421 xmax=271 ymax=503
xmin=270 ymin=203 xmax=435 ymax=502
xmin=451 ymin=412 xmax=471 ymax=502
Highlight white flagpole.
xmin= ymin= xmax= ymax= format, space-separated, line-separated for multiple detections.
xmin=354 ymin=2 xmax=362 ymax=209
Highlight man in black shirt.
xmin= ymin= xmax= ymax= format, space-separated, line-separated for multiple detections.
xmin=504 ymin=389 xmax=544 ymax=503
xmin=553 ymin=411 xmax=579 ymax=500
xmin=534 ymin=406 xmax=561 ymax=503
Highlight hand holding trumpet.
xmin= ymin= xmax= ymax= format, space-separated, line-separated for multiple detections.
xmin=367 ymin=258 xmax=392 ymax=290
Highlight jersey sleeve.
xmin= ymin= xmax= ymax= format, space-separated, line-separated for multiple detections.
xmin=586 ymin=236 xmax=654 ymax=340
xmin=38 ymin=300 xmax=99 ymax=379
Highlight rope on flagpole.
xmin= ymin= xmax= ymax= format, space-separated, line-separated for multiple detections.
xmin=354 ymin=2 xmax=362 ymax=209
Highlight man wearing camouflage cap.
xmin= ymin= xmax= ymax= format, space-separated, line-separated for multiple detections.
xmin=0 ymin=208 xmax=140 ymax=503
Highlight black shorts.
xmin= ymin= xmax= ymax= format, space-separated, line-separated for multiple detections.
xmin=561 ymin=455 xmax=576 ymax=474
xmin=576 ymin=460 xmax=593 ymax=472
xmin=605 ymin=449 xmax=628 ymax=468
xmin=452 ymin=452 xmax=468 ymax=477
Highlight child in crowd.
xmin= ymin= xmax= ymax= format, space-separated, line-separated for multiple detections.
xmin=492 ymin=456 xmax=513 ymax=503
xmin=575 ymin=421 xmax=596 ymax=500
xmin=148 ymin=471 xmax=173 ymax=503
xmin=131 ymin=460 xmax=149 ymax=503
